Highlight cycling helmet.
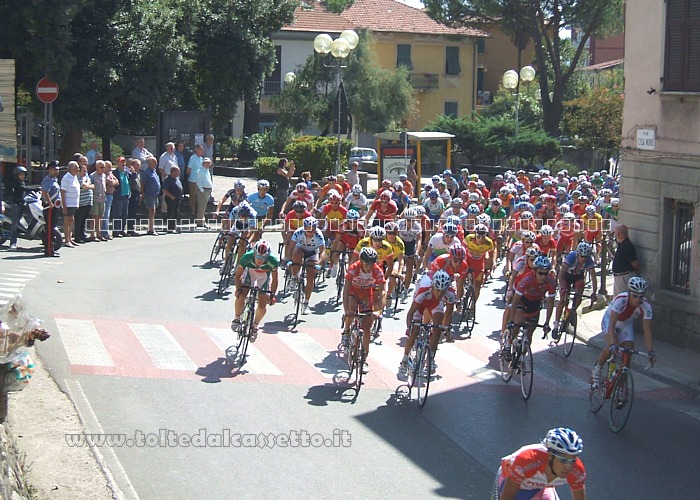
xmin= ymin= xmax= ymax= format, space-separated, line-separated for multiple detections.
xmin=460 ymin=190 xmax=470 ymax=198
xmin=627 ymin=276 xmax=648 ymax=294
xmin=414 ymin=205 xmax=426 ymax=216
xmin=495 ymin=174 xmax=504 ymax=180
xmin=292 ymin=200 xmax=307 ymax=212
xmin=15 ymin=166 xmax=28 ymax=174
xmin=563 ymin=212 xmax=576 ymax=220
xmin=540 ymin=224 xmax=554 ymax=235
xmin=559 ymin=204 xmax=570 ymax=214
xmin=522 ymin=231 xmax=536 ymax=242
xmin=359 ymin=247 xmax=378 ymax=263
xmin=532 ymin=187 xmax=542 ymax=195
xmin=443 ymin=223 xmax=458 ymax=236
xmin=303 ymin=216 xmax=318 ymax=229
xmin=393 ymin=181 xmax=403 ymax=192
xmin=433 ymin=270 xmax=451 ymax=290
xmin=369 ymin=226 xmax=386 ymax=240
xmin=599 ymin=188 xmax=612 ymax=196
xmin=257 ymin=179 xmax=270 ymax=189
xmin=403 ymin=208 xmax=416 ymax=219
xmin=328 ymin=191 xmax=342 ymax=203
xmin=579 ymin=196 xmax=589 ymax=203
xmin=381 ymin=179 xmax=392 ymax=188
xmin=384 ymin=221 xmax=399 ymax=233
xmin=431 ymin=175 xmax=441 ymax=183
xmin=399 ymin=173 xmax=407 ymax=181
xmin=474 ymin=224 xmax=489 ymax=236
xmin=429 ymin=189 xmax=439 ymax=199
xmin=379 ymin=190 xmax=392 ymax=202
xmin=520 ymin=211 xmax=533 ymax=220
xmin=451 ymin=198 xmax=462 ymax=207
xmin=296 ymin=182 xmax=307 ymax=192
xmin=238 ymin=204 xmax=252 ymax=217
xmin=515 ymin=182 xmax=525 ymax=191
xmin=446 ymin=215 xmax=461 ymax=226
xmin=490 ymin=198 xmax=501 ymax=206
xmin=543 ymin=428 xmax=583 ymax=456
xmin=468 ymin=192 xmax=480 ymax=202
xmin=327 ymin=175 xmax=337 ymax=182
xmin=525 ymin=246 xmax=540 ymax=258
xmin=571 ymin=189 xmax=582 ymax=198
xmin=499 ymin=186 xmax=509 ymax=194
xmin=533 ymin=255 xmax=552 ymax=270
xmin=477 ymin=180 xmax=486 ymax=188
xmin=467 ymin=204 xmax=480 ymax=215
xmin=576 ymin=241 xmax=593 ymax=257
xmin=346 ymin=209 xmax=360 ymax=220
xmin=543 ymin=179 xmax=553 ymax=186
xmin=520 ymin=194 xmax=531 ymax=203
xmin=443 ymin=169 xmax=452 ymax=176
xmin=253 ymin=240 xmax=271 ymax=258
xmin=585 ymin=205 xmax=596 ymax=214
xmin=476 ymin=213 xmax=491 ymax=226
xmin=449 ymin=243 xmax=466 ymax=260
xmin=234 ymin=180 xmax=245 ymax=189
xmin=351 ymin=184 xmax=363 ymax=195
xmin=611 ymin=197 xmax=620 ymax=205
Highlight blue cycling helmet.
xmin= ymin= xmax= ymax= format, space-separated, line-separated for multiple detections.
xmin=429 ymin=189 xmax=439 ymax=199
xmin=346 ymin=209 xmax=360 ymax=220
xmin=238 ymin=204 xmax=251 ymax=217
xmin=443 ymin=223 xmax=458 ymax=236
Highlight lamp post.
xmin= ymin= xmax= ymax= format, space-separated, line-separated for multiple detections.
xmin=502 ymin=65 xmax=536 ymax=137
xmin=314 ymin=29 xmax=358 ymax=177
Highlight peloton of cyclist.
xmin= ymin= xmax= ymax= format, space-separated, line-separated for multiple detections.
xmin=288 ymin=216 xmax=326 ymax=315
xmin=463 ymin=223 xmax=494 ymax=303
xmin=328 ymin=209 xmax=364 ymax=278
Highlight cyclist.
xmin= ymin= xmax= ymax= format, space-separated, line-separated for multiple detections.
xmin=365 ymin=190 xmax=398 ymax=227
xmin=342 ymin=247 xmax=386 ymax=374
xmin=247 ymin=179 xmax=275 ymax=244
xmin=288 ymin=216 xmax=326 ymax=315
xmin=535 ymin=225 xmax=557 ymax=260
xmin=590 ymin=276 xmax=656 ymax=385
xmin=230 ymin=240 xmax=279 ymax=342
xmin=464 ymin=223 xmax=494 ymax=303
xmin=422 ymin=222 xmax=459 ymax=269
xmin=281 ymin=182 xmax=314 ymax=215
xmin=282 ymin=200 xmax=312 ymax=263
xmin=315 ymin=175 xmax=344 ymax=208
xmin=216 ymin=180 xmax=247 ymax=230
xmin=328 ymin=209 xmax=364 ymax=278
xmin=507 ymin=231 xmax=538 ymax=277
xmin=581 ymin=205 xmax=603 ymax=258
xmin=397 ymin=208 xmax=423 ymax=296
xmin=423 ymin=189 xmax=445 ymax=226
xmin=502 ymin=247 xmax=540 ymax=332
xmin=495 ymin=428 xmax=587 ymax=500
xmin=352 ymin=226 xmax=395 ymax=279
xmin=399 ymin=270 xmax=457 ymax=377
xmin=399 ymin=173 xmax=414 ymax=199
xmin=384 ymin=221 xmax=406 ymax=306
xmin=224 ymin=202 xmax=257 ymax=263
xmin=318 ymin=190 xmax=347 ymax=240
xmin=344 ymin=184 xmax=368 ymax=216
xmin=502 ymin=255 xmax=556 ymax=356
xmin=552 ymin=242 xmax=597 ymax=339
xmin=440 ymin=198 xmax=468 ymax=223
xmin=392 ymin=181 xmax=411 ymax=215
xmin=554 ymin=211 xmax=581 ymax=259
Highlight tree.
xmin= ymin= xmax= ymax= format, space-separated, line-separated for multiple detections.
xmin=562 ymin=86 xmax=623 ymax=159
xmin=272 ymin=30 xmax=415 ymax=136
xmin=424 ymin=0 xmax=623 ymax=136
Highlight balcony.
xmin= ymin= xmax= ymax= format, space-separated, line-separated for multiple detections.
xmin=262 ymin=80 xmax=281 ymax=95
xmin=409 ymin=72 xmax=439 ymax=91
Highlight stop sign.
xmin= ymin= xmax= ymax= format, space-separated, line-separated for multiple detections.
xmin=36 ymin=77 xmax=59 ymax=103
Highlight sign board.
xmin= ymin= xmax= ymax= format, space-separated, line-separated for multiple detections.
xmin=380 ymin=146 xmax=415 ymax=186
xmin=36 ymin=77 xmax=59 ymax=103
xmin=0 ymin=59 xmax=16 ymax=162
xmin=636 ymin=128 xmax=656 ymax=151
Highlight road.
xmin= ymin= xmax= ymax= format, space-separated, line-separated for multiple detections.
xmin=3 ymin=229 xmax=699 ymax=499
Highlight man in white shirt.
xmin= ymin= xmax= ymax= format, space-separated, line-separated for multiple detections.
xmin=187 ymin=144 xmax=204 ymax=214
xmin=195 ymin=157 xmax=213 ymax=228
xmin=131 ymin=137 xmax=152 ymax=171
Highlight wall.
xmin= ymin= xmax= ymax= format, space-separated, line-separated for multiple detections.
xmin=478 ymin=29 xmax=537 ymax=102
xmin=0 ymin=424 xmax=31 ymax=499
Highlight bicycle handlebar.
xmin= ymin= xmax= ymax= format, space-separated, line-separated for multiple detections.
xmin=239 ymin=285 xmax=275 ymax=294
xmin=410 ymin=321 xmax=450 ymax=331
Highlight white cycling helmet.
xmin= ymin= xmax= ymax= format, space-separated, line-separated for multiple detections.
xmin=543 ymin=428 xmax=583 ymax=456
xmin=563 ymin=212 xmax=576 ymax=220
xmin=257 ymin=179 xmax=270 ymax=189
xmin=627 ymin=276 xmax=648 ymax=294
xmin=576 ymin=241 xmax=593 ymax=257
xmin=433 ymin=270 xmax=451 ymax=290
xmin=369 ymin=226 xmax=386 ymax=239
xmin=351 ymin=184 xmax=363 ymax=195
xmin=540 ymin=224 xmax=554 ymax=235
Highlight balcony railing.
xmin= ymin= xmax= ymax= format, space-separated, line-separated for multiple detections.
xmin=262 ymin=80 xmax=281 ymax=95
xmin=409 ymin=72 xmax=439 ymax=90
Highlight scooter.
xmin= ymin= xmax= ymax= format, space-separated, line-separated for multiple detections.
xmin=0 ymin=190 xmax=63 ymax=250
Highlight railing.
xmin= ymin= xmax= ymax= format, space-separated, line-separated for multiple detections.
xmin=409 ymin=72 xmax=439 ymax=90
xmin=262 ymin=80 xmax=281 ymax=95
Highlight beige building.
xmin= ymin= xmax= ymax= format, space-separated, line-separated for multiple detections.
xmin=620 ymin=0 xmax=699 ymax=349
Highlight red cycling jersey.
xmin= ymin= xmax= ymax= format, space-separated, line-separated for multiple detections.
xmin=515 ymin=272 xmax=557 ymax=301
xmin=428 ymin=254 xmax=469 ymax=279
xmin=500 ymin=444 xmax=586 ymax=492
xmin=345 ymin=260 xmax=385 ymax=299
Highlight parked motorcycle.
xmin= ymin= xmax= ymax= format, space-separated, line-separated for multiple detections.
xmin=0 ymin=190 xmax=63 ymax=249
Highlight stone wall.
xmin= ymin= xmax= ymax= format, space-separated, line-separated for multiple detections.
xmin=0 ymin=423 xmax=31 ymax=499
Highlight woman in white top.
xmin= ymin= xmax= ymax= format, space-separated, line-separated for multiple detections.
xmin=60 ymin=161 xmax=81 ymax=247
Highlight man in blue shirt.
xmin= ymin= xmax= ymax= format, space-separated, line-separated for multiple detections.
xmin=140 ymin=156 xmax=161 ymax=235
xmin=186 ymin=144 xmax=204 ymax=214
xmin=40 ymin=161 xmax=61 ymax=257
xmin=248 ymin=179 xmax=275 ymax=243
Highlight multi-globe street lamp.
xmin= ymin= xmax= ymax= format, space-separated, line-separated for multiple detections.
xmin=502 ymin=65 xmax=536 ymax=137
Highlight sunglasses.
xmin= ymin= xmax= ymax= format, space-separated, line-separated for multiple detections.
xmin=444 ymin=234 xmax=455 ymax=238
xmin=552 ymin=453 xmax=577 ymax=465
xmin=629 ymin=293 xmax=645 ymax=299
xmin=371 ymin=237 xmax=383 ymax=242
xmin=536 ymin=271 xmax=549 ymax=276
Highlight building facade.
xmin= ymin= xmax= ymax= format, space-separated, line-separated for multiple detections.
xmin=620 ymin=0 xmax=699 ymax=349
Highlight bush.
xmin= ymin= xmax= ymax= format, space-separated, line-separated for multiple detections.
xmin=81 ymin=132 xmax=124 ymax=160
xmin=217 ymin=137 xmax=241 ymax=161
xmin=253 ymin=156 xmax=280 ymax=188
xmin=285 ymin=136 xmax=352 ymax=181
xmin=544 ymin=158 xmax=580 ymax=176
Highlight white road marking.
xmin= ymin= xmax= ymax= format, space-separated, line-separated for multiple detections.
xmin=203 ymin=327 xmax=282 ymax=376
xmin=128 ymin=323 xmax=197 ymax=371
xmin=55 ymin=318 xmax=114 ymax=366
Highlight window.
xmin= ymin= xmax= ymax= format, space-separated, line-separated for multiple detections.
xmin=444 ymin=101 xmax=458 ymax=118
xmin=477 ymin=39 xmax=486 ymax=54
xmin=477 ymin=68 xmax=484 ymax=92
xmin=397 ymin=44 xmax=413 ymax=70
xmin=663 ymin=0 xmax=700 ymax=91
xmin=666 ymin=200 xmax=694 ymax=293
xmin=263 ymin=46 xmax=282 ymax=95
xmin=445 ymin=46 xmax=461 ymax=75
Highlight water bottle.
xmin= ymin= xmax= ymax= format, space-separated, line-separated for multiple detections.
xmin=608 ymin=361 xmax=618 ymax=381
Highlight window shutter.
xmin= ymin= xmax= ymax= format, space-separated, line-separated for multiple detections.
xmin=664 ymin=0 xmax=686 ymax=90
xmin=687 ymin=0 xmax=700 ymax=90
xmin=445 ymin=46 xmax=460 ymax=75
xmin=397 ymin=44 xmax=413 ymax=70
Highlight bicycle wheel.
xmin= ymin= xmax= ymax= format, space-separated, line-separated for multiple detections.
xmin=392 ymin=282 xmax=401 ymax=316
xmin=346 ymin=327 xmax=359 ymax=378
xmin=292 ymin=277 xmax=302 ymax=328
xmin=237 ymin=299 xmax=255 ymax=366
xmin=609 ymin=370 xmax=634 ymax=432
xmin=335 ymin=259 xmax=346 ymax=304
xmin=499 ymin=338 xmax=513 ymax=383
xmin=354 ymin=338 xmax=366 ymax=393
xmin=209 ymin=232 xmax=224 ymax=263
xmin=460 ymin=286 xmax=476 ymax=335
xmin=589 ymin=378 xmax=605 ymax=414
xmin=519 ymin=341 xmax=534 ymax=400
xmin=562 ymin=311 xmax=576 ymax=357
xmin=416 ymin=347 xmax=432 ymax=408
xmin=217 ymin=253 xmax=234 ymax=295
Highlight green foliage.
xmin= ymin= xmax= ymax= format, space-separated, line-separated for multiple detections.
xmin=253 ymin=156 xmax=280 ymax=185
xmin=562 ymin=87 xmax=623 ymax=154
xmin=217 ymin=137 xmax=242 ymax=161
xmin=241 ymin=127 xmax=297 ymax=159
xmin=544 ymin=158 xmax=580 ymax=177
xmin=285 ymin=136 xmax=352 ymax=180
xmin=483 ymin=89 xmax=543 ymax=130
xmin=80 ymin=132 xmax=124 ymax=159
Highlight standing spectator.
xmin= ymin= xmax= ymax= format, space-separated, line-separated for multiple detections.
xmin=89 ymin=160 xmax=107 ymax=241
xmin=174 ymin=141 xmax=186 ymax=172
xmin=6 ymin=166 xmax=28 ymax=250
xmin=159 ymin=142 xmax=177 ymax=213
xmin=186 ymin=144 xmax=204 ymax=214
xmin=274 ymin=158 xmax=295 ymax=220
xmin=406 ymin=158 xmax=418 ymax=197
xmin=103 ymin=160 xmax=119 ymax=239
xmin=195 ymin=157 xmax=213 ymax=228
xmin=75 ymin=159 xmax=94 ymax=242
xmin=203 ymin=134 xmax=215 ymax=163
xmin=347 ymin=161 xmax=360 ymax=187
xmin=131 ymin=137 xmax=152 ymax=171
xmin=40 ymin=161 xmax=61 ymax=257
xmin=126 ymin=158 xmax=141 ymax=236
xmin=111 ymin=157 xmax=130 ymax=237
xmin=162 ymin=166 xmax=183 ymax=233
xmin=300 ymin=171 xmax=312 ymax=190
xmin=141 ymin=156 xmax=161 ymax=235
xmin=85 ymin=140 xmax=99 ymax=166
xmin=612 ymin=224 xmax=641 ymax=296
xmin=60 ymin=161 xmax=81 ymax=247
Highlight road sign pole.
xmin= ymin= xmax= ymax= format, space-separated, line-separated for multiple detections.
xmin=48 ymin=102 xmax=54 ymax=164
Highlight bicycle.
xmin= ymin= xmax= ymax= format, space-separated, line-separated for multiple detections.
xmin=330 ymin=249 xmax=348 ymax=305
xmin=589 ymin=345 xmax=654 ymax=433
xmin=287 ymin=261 xmax=318 ymax=328
xmin=345 ymin=311 xmax=373 ymax=394
xmin=545 ymin=288 xmax=581 ymax=357
xmin=226 ymin=285 xmax=274 ymax=367
xmin=209 ymin=230 xmax=229 ymax=264
xmin=390 ymin=273 xmax=406 ymax=316
xmin=216 ymin=234 xmax=248 ymax=296
xmin=499 ymin=323 xmax=547 ymax=400
xmin=407 ymin=322 xmax=447 ymax=408
xmin=458 ymin=269 xmax=476 ymax=337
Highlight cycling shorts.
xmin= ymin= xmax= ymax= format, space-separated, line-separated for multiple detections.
xmin=516 ymin=297 xmax=542 ymax=318
xmin=404 ymin=239 xmax=416 ymax=257
xmin=561 ymin=272 xmax=586 ymax=291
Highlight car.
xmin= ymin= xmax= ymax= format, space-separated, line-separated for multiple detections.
xmin=349 ymin=147 xmax=378 ymax=165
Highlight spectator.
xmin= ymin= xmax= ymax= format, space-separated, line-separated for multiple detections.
xmin=89 ymin=160 xmax=107 ymax=241
xmin=301 ymin=171 xmax=312 ymax=190
xmin=40 ymin=161 xmax=61 ymax=257
xmin=85 ymin=140 xmax=99 ymax=166
xmin=126 ymin=158 xmax=141 ymax=236
xmin=203 ymin=134 xmax=215 ymax=163
xmin=111 ymin=157 xmax=130 ymax=237
xmin=75 ymin=158 xmax=94 ymax=242
xmin=132 ymin=137 xmax=152 ymax=171
xmin=195 ymin=157 xmax=213 ymax=228
xmin=406 ymin=158 xmax=418 ymax=197
xmin=273 ymin=158 xmax=295 ymax=221
xmin=159 ymin=142 xmax=177 ymax=213
xmin=141 ymin=156 xmax=161 ymax=235
xmin=174 ymin=142 xmax=186 ymax=172
xmin=612 ymin=224 xmax=641 ymax=296
xmin=103 ymin=160 xmax=119 ymax=240
xmin=187 ymin=144 xmax=204 ymax=214
xmin=6 ymin=166 xmax=28 ymax=250
xmin=60 ymin=161 xmax=81 ymax=247
xmin=347 ymin=161 xmax=360 ymax=187
xmin=162 ymin=166 xmax=183 ymax=233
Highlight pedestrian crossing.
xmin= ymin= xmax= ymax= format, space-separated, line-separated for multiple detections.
xmin=0 ymin=261 xmax=62 ymax=305
xmin=52 ymin=315 xmax=684 ymax=401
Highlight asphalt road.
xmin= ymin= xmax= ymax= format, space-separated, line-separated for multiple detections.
xmin=5 ymin=229 xmax=699 ymax=499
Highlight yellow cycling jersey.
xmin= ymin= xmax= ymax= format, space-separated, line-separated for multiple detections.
xmin=354 ymin=237 xmax=394 ymax=262
xmin=387 ymin=236 xmax=405 ymax=258
xmin=464 ymin=234 xmax=494 ymax=259
xmin=581 ymin=212 xmax=603 ymax=232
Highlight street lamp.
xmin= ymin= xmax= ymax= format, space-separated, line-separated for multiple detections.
xmin=314 ymin=29 xmax=358 ymax=176
xmin=503 ymin=65 xmax=536 ymax=137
